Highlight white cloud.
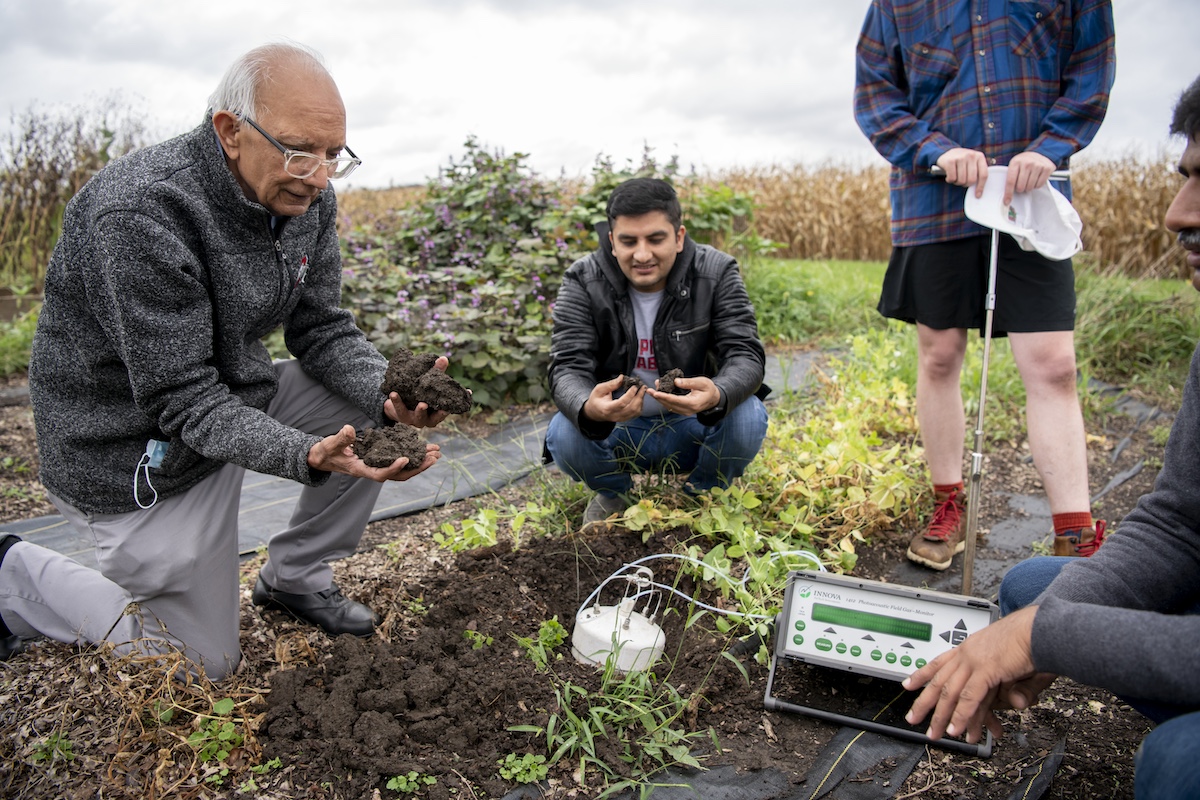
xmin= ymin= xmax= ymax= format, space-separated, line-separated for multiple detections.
xmin=0 ymin=0 xmax=1195 ymax=187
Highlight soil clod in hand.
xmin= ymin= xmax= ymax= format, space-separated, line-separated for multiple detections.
xmin=657 ymin=368 xmax=687 ymax=395
xmin=381 ymin=348 xmax=472 ymax=414
xmin=621 ymin=374 xmax=646 ymax=390
xmin=352 ymin=425 xmax=427 ymax=468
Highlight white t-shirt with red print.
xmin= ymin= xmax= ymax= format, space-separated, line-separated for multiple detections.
xmin=630 ymin=289 xmax=665 ymax=417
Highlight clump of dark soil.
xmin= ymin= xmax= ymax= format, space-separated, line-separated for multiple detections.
xmin=381 ymin=349 xmax=472 ymax=414
xmin=620 ymin=369 xmax=686 ymax=395
xmin=353 ymin=424 xmax=427 ymax=468
xmin=657 ymin=367 xmax=686 ymax=395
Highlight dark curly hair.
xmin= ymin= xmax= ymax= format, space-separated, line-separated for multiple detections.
xmin=1170 ymin=75 xmax=1200 ymax=140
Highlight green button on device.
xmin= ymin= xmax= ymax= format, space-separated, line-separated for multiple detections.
xmin=816 ymin=638 xmax=833 ymax=652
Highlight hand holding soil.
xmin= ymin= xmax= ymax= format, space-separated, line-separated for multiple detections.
xmin=381 ymin=349 xmax=472 ymax=427
xmin=650 ymin=369 xmax=722 ymax=415
xmin=351 ymin=425 xmax=436 ymax=471
xmin=308 ymin=424 xmax=441 ymax=481
xmin=338 ymin=349 xmax=474 ymax=476
xmin=585 ymin=374 xmax=645 ymax=423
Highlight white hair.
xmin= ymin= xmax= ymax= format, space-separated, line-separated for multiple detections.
xmin=206 ymin=41 xmax=330 ymax=120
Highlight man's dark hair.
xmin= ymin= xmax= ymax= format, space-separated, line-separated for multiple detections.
xmin=606 ymin=178 xmax=683 ymax=230
xmin=1170 ymin=75 xmax=1200 ymax=140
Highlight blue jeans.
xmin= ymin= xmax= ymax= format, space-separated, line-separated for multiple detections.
xmin=545 ymin=396 xmax=768 ymax=496
xmin=999 ymin=558 xmax=1200 ymax=799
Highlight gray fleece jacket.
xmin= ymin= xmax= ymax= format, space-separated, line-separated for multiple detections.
xmin=29 ymin=120 xmax=387 ymax=514
xmin=1032 ymin=343 xmax=1200 ymax=707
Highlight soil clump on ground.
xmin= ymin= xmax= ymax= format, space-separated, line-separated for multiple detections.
xmin=0 ymin=371 xmax=1167 ymax=799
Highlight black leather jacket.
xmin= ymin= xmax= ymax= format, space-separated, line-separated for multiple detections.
xmin=548 ymin=226 xmax=768 ymax=443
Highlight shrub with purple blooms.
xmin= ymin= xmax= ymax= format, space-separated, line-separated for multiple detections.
xmin=340 ymin=137 xmax=575 ymax=408
xmin=337 ymin=139 xmax=765 ymax=410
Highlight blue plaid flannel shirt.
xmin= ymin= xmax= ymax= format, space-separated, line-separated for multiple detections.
xmin=854 ymin=0 xmax=1116 ymax=247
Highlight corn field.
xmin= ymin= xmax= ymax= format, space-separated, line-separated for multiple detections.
xmin=0 ymin=98 xmax=146 ymax=293
xmin=338 ymin=154 xmax=1187 ymax=279
xmin=1 ymin=110 xmax=1189 ymax=294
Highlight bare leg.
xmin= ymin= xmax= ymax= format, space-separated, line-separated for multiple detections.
xmin=1008 ymin=330 xmax=1091 ymax=514
xmin=916 ymin=324 xmax=969 ymax=485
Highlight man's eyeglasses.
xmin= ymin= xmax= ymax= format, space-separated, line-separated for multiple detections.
xmin=242 ymin=117 xmax=361 ymax=180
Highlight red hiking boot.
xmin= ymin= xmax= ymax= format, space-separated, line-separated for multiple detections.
xmin=1053 ymin=520 xmax=1106 ymax=557
xmin=906 ymin=488 xmax=967 ymax=571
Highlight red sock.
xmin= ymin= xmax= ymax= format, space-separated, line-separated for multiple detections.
xmin=1053 ymin=511 xmax=1093 ymax=535
xmin=933 ymin=482 xmax=964 ymax=497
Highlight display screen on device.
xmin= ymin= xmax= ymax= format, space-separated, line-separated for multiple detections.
xmin=811 ymin=603 xmax=933 ymax=642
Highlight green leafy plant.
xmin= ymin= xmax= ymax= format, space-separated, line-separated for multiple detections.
xmin=511 ymin=659 xmax=714 ymax=795
xmin=435 ymin=507 xmax=499 ymax=552
xmin=514 ymin=617 xmax=568 ymax=672
xmin=187 ymin=697 xmax=244 ymax=776
xmin=0 ymin=306 xmax=39 ymax=377
xmin=377 ymin=539 xmax=408 ymax=565
xmin=498 ymin=752 xmax=549 ymax=784
xmin=464 ymin=628 xmax=493 ymax=649
xmin=386 ymin=770 xmax=437 ymax=794
xmin=434 ymin=496 xmax=563 ymax=552
xmin=402 ymin=596 xmax=429 ymax=617
xmin=559 ymin=145 xmax=680 ymax=252
xmin=30 ymin=731 xmax=74 ymax=767
xmin=237 ymin=757 xmax=283 ymax=794
xmin=682 ymin=182 xmax=783 ymax=259
xmin=340 ymin=137 xmax=574 ymax=408
xmin=1150 ymin=424 xmax=1173 ymax=448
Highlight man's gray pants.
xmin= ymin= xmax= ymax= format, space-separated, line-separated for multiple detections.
xmin=0 ymin=361 xmax=384 ymax=680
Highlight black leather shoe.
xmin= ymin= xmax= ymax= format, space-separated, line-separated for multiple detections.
xmin=251 ymin=574 xmax=381 ymax=637
xmin=0 ymin=634 xmax=23 ymax=661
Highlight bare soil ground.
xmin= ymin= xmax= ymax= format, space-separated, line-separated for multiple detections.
xmin=0 ymin=375 xmax=1166 ymax=800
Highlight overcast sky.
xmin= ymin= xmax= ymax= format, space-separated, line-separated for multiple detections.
xmin=1 ymin=0 xmax=1196 ymax=189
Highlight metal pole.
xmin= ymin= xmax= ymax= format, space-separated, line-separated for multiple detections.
xmin=925 ymin=163 xmax=1071 ymax=594
xmin=961 ymin=229 xmax=1000 ymax=596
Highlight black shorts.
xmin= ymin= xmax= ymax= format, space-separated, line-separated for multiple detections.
xmin=877 ymin=234 xmax=1076 ymax=336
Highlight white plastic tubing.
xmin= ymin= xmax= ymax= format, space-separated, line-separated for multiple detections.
xmin=575 ymin=550 xmax=826 ymax=623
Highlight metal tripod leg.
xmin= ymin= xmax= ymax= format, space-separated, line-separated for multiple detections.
xmin=962 ymin=229 xmax=1000 ymax=597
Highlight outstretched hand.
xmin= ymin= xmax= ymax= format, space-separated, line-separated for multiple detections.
xmin=385 ymin=355 xmax=455 ymax=428
xmin=582 ymin=375 xmax=645 ymax=423
xmin=648 ymin=375 xmax=721 ymax=416
xmin=902 ymin=606 xmax=1042 ymax=744
xmin=307 ymin=424 xmax=442 ymax=482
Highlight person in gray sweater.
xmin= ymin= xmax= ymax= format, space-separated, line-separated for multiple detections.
xmin=903 ymin=75 xmax=1200 ymax=799
xmin=0 ymin=42 xmax=449 ymax=679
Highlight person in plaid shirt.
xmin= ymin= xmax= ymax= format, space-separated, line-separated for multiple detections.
xmin=854 ymin=0 xmax=1116 ymax=571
